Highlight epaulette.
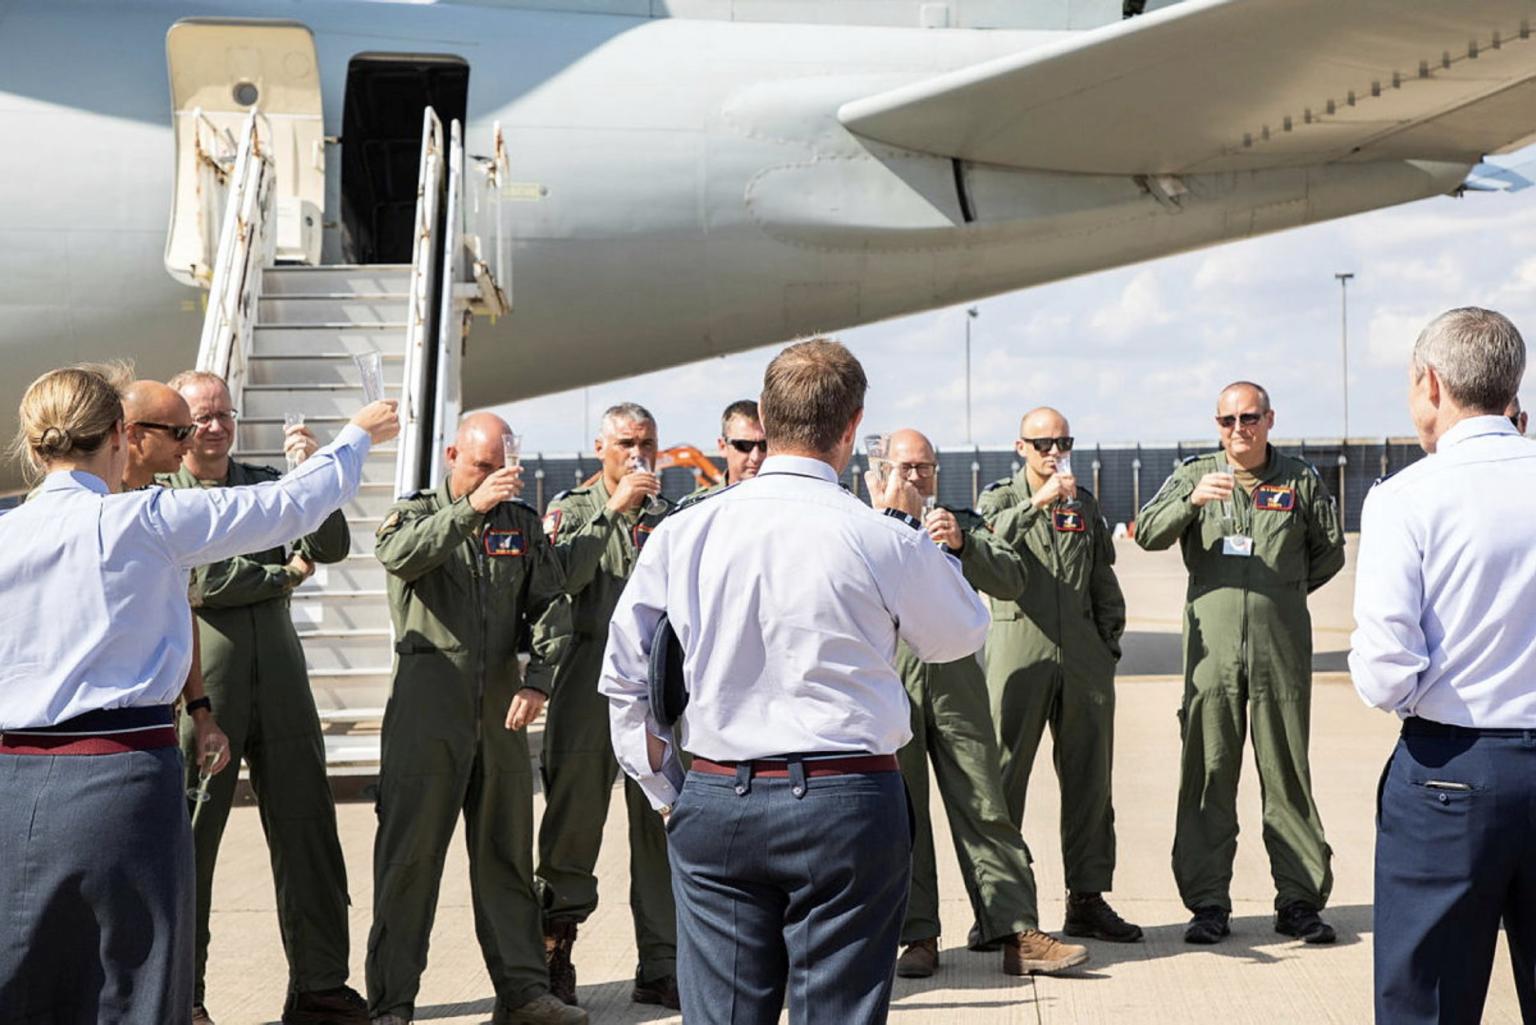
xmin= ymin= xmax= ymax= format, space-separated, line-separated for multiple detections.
xmin=1181 ymin=454 xmax=1202 ymax=465
xmin=549 ymin=488 xmax=577 ymax=503
xmin=981 ymin=478 xmax=1009 ymax=494
xmin=672 ymin=483 xmax=736 ymax=514
xmin=1302 ymin=460 xmax=1323 ymax=478
xmin=1370 ymin=469 xmax=1400 ymax=488
xmin=406 ymin=488 xmax=431 ymax=500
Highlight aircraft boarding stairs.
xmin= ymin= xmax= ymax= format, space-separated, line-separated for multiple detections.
xmin=194 ymin=108 xmax=509 ymax=774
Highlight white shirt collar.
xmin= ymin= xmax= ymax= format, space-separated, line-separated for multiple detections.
xmin=1438 ymin=414 xmax=1518 ymax=450
xmin=756 ymin=454 xmax=840 ymax=484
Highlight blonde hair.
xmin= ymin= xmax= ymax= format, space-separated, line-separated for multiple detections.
xmin=12 ymin=361 xmax=133 ymax=478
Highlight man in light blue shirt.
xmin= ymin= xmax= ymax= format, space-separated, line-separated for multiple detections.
xmin=1350 ymin=306 xmax=1536 ymax=1025
xmin=601 ymin=339 xmax=989 ymax=1025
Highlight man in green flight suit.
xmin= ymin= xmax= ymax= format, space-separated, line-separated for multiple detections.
xmin=884 ymin=429 xmax=1089 ymax=981
xmin=977 ymin=407 xmax=1142 ymax=946
xmin=367 ymin=413 xmax=585 ymax=1025
xmin=1135 ymin=381 xmax=1345 ymax=946
xmin=166 ymin=370 xmax=367 ymax=1025
xmin=537 ymin=402 xmax=679 ymax=1009
xmin=674 ymin=399 xmax=766 ymax=509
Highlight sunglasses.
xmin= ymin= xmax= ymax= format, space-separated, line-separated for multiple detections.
xmin=1021 ymin=436 xmax=1074 ymax=454
xmin=894 ymin=462 xmax=937 ymax=480
xmin=1216 ymin=412 xmax=1265 ymax=429
xmin=132 ymin=421 xmax=196 ymax=442
xmin=726 ymin=438 xmax=768 ymax=454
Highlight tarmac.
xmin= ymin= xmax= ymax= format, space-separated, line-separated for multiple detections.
xmin=203 ymin=540 xmax=1524 ymax=1024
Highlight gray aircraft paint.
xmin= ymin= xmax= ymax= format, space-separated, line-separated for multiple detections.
xmin=0 ymin=0 xmax=1488 ymax=490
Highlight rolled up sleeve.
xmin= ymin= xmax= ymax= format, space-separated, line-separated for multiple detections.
xmin=599 ymin=526 xmax=683 ymax=810
xmin=1348 ymin=487 xmax=1429 ymax=714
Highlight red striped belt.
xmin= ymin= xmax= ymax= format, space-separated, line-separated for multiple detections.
xmin=692 ymin=754 xmax=898 ymax=778
xmin=0 ymin=705 xmax=178 ymax=756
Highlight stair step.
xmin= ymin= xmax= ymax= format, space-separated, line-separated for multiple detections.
xmin=262 ymin=265 xmax=410 ymax=295
xmin=247 ymin=355 xmax=406 ymax=389
xmin=241 ymin=384 xmax=399 ymax=419
xmin=257 ymin=297 xmax=410 ymax=325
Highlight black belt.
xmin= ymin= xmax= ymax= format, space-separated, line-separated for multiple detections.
xmin=1403 ymin=717 xmax=1536 ymax=739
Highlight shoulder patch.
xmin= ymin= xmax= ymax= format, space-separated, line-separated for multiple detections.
xmin=542 ymin=507 xmax=564 ymax=543
xmin=377 ymin=509 xmax=404 ymax=538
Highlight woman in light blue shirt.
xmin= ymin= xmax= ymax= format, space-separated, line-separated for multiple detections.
xmin=0 ymin=363 xmax=396 ymax=1025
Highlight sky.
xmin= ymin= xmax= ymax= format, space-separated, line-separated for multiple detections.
xmin=494 ymin=167 xmax=1536 ymax=458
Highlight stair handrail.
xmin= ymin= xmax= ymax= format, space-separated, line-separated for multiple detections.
xmin=394 ymin=108 xmax=446 ymax=499
xmin=195 ymin=109 xmax=276 ymax=410
xmin=429 ymin=119 xmax=470 ymax=484
xmin=469 ymin=121 xmax=511 ymax=315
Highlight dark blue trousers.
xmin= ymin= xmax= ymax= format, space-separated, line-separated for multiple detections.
xmin=0 ymin=746 xmax=193 ymax=1025
xmin=666 ymin=766 xmax=911 ymax=1025
xmin=1374 ymin=721 xmax=1536 ymax=1025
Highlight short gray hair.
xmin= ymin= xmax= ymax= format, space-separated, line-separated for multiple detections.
xmin=1412 ymin=307 xmax=1526 ymax=413
xmin=600 ymin=402 xmax=655 ymax=437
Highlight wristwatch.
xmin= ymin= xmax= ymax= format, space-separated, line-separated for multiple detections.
xmin=185 ymin=696 xmax=213 ymax=716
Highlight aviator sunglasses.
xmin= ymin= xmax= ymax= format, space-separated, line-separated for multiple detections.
xmin=132 ymin=421 xmax=196 ymax=442
xmin=726 ymin=438 xmax=768 ymax=454
xmin=1216 ymin=412 xmax=1265 ymax=429
xmin=1021 ymin=436 xmax=1074 ymax=454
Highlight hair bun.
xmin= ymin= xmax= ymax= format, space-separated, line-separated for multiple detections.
xmin=39 ymin=426 xmax=71 ymax=451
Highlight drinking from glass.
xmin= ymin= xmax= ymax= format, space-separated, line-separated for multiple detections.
xmin=628 ymin=455 xmax=666 ymax=516
xmin=353 ymin=351 xmax=385 ymax=404
xmin=502 ymin=432 xmax=522 ymax=470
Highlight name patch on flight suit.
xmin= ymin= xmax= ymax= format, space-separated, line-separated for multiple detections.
xmin=542 ymin=509 xmax=562 ymax=543
xmin=484 ymin=529 xmax=527 ymax=557
xmin=1053 ymin=509 xmax=1086 ymax=532
xmin=1254 ymin=484 xmax=1296 ymax=512
xmin=632 ymin=522 xmax=655 ymax=551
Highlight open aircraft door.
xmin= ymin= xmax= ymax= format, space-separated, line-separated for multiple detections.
xmin=164 ymin=20 xmax=325 ymax=286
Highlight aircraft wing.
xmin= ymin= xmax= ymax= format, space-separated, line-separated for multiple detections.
xmin=838 ymin=0 xmax=1536 ymax=175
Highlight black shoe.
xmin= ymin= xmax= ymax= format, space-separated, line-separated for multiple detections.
xmin=543 ymin=921 xmax=578 ymax=1006
xmin=1063 ymin=892 xmax=1144 ymax=943
xmin=966 ymin=922 xmax=1003 ymax=953
xmin=1183 ymin=907 xmax=1231 ymax=945
xmin=631 ymin=974 xmax=680 ymax=1010
xmin=1275 ymin=902 xmax=1336 ymax=944
xmin=282 ymin=985 xmax=369 ymax=1025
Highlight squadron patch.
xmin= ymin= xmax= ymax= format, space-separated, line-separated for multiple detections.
xmin=377 ymin=510 xmax=403 ymax=538
xmin=483 ymin=528 xmax=527 ymax=557
xmin=1053 ymin=508 xmax=1086 ymax=533
xmin=1254 ymin=484 xmax=1296 ymax=512
xmin=542 ymin=508 xmax=563 ymax=543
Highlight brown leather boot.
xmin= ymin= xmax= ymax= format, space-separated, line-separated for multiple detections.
xmin=544 ymin=920 xmax=579 ymax=1006
xmin=895 ymin=938 xmax=939 ymax=978
xmin=1001 ymin=929 xmax=1089 ymax=976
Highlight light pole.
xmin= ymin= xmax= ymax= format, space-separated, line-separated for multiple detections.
xmin=964 ymin=306 xmax=979 ymax=445
xmin=1335 ymin=273 xmax=1354 ymax=441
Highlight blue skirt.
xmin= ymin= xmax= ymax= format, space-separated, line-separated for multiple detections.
xmin=0 ymin=743 xmax=193 ymax=1024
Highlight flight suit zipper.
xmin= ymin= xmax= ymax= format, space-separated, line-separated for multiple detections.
xmin=472 ymin=528 xmax=489 ymax=742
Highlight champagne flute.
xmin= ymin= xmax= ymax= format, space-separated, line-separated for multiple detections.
xmin=1056 ymin=450 xmax=1081 ymax=510
xmin=1219 ymin=471 xmax=1237 ymax=535
xmin=187 ymin=744 xmax=225 ymax=829
xmin=501 ymin=432 xmax=522 ymax=470
xmin=283 ymin=411 xmax=305 ymax=472
xmin=864 ymin=433 xmax=891 ymax=495
xmin=353 ymin=351 xmax=385 ymax=404
xmin=628 ymin=455 xmax=666 ymax=516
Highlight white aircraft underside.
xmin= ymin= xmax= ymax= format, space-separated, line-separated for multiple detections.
xmin=3 ymin=0 xmax=1536 ymax=491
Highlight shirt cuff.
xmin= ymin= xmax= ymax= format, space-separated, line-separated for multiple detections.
xmin=334 ymin=422 xmax=371 ymax=453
